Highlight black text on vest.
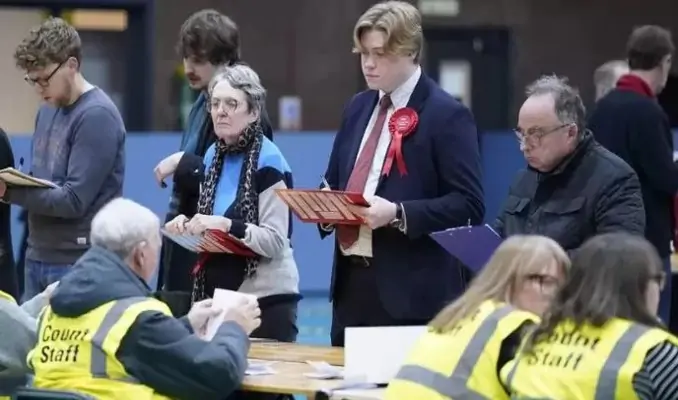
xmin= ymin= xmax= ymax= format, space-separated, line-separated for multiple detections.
xmin=39 ymin=325 xmax=91 ymax=363
xmin=526 ymin=330 xmax=601 ymax=371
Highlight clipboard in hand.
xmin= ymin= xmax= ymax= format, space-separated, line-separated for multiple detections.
xmin=0 ymin=168 xmax=56 ymax=188
xmin=275 ymin=188 xmax=369 ymax=225
xmin=161 ymin=228 xmax=256 ymax=257
xmin=430 ymin=224 xmax=503 ymax=273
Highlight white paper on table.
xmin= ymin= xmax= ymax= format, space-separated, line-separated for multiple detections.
xmin=246 ymin=360 xmax=277 ymax=376
xmin=344 ymin=326 xmax=426 ymax=384
xmin=202 ymin=288 xmax=258 ymax=340
xmin=303 ymin=360 xmax=344 ymax=379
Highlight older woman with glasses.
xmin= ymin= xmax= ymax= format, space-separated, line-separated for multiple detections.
xmin=162 ymin=64 xmax=300 ymax=347
xmin=503 ymin=233 xmax=678 ymax=400
xmin=385 ymin=235 xmax=569 ymax=400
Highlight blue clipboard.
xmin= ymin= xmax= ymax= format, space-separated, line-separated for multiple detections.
xmin=430 ymin=224 xmax=503 ymax=273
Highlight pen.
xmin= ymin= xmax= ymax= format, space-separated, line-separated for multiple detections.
xmin=320 ymin=175 xmax=330 ymax=190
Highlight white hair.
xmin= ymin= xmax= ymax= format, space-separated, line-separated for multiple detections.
xmin=208 ymin=63 xmax=267 ymax=116
xmin=90 ymin=198 xmax=160 ymax=259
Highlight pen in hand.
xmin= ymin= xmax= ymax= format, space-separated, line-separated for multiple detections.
xmin=320 ymin=176 xmax=331 ymax=190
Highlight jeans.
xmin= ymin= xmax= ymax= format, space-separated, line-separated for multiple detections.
xmin=660 ymin=257 xmax=673 ymax=324
xmin=21 ymin=259 xmax=72 ymax=303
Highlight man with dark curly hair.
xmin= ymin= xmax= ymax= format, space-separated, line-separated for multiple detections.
xmin=154 ymin=9 xmax=273 ymax=297
xmin=5 ymin=17 xmax=125 ymax=302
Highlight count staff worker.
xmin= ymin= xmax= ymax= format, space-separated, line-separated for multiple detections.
xmin=385 ymin=235 xmax=569 ymax=400
xmin=29 ymin=198 xmax=261 ymax=400
xmin=503 ymin=233 xmax=678 ymax=400
xmin=0 ymin=284 xmax=56 ymax=398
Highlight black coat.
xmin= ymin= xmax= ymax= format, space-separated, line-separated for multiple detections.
xmin=0 ymin=128 xmax=17 ymax=298
xmin=589 ymin=89 xmax=678 ymax=257
xmin=493 ymin=132 xmax=645 ymax=252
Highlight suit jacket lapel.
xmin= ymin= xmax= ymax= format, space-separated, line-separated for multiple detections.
xmin=343 ymin=92 xmax=379 ymax=187
xmin=375 ymin=74 xmax=431 ymax=190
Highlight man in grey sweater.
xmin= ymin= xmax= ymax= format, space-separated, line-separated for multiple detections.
xmin=2 ymin=17 xmax=125 ymax=301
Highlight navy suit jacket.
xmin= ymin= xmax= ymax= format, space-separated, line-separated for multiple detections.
xmin=321 ymin=73 xmax=484 ymax=320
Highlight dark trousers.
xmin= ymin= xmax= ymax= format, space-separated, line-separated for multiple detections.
xmin=227 ymin=295 xmax=299 ymax=400
xmin=330 ymin=256 xmax=429 ymax=347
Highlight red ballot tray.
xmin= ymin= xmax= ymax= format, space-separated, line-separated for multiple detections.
xmin=275 ymin=189 xmax=369 ymax=225
xmin=161 ymin=228 xmax=256 ymax=257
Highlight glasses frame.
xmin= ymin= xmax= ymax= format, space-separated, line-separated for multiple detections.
xmin=24 ymin=61 xmax=66 ymax=88
xmin=514 ymin=123 xmax=572 ymax=147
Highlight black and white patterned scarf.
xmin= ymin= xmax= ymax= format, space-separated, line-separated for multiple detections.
xmin=192 ymin=123 xmax=263 ymax=302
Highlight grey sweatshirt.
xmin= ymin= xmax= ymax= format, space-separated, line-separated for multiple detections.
xmin=6 ymin=87 xmax=125 ymax=264
xmin=0 ymin=292 xmax=49 ymax=395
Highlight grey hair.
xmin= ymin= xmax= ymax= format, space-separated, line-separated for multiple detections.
xmin=525 ymin=74 xmax=587 ymax=135
xmin=593 ymin=60 xmax=629 ymax=101
xmin=208 ymin=63 xmax=266 ymax=117
xmin=90 ymin=198 xmax=160 ymax=259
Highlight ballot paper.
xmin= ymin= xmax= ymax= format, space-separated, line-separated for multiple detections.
xmin=246 ymin=360 xmax=277 ymax=376
xmin=202 ymin=289 xmax=258 ymax=341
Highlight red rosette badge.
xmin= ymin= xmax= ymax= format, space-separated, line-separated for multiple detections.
xmin=382 ymin=107 xmax=419 ymax=176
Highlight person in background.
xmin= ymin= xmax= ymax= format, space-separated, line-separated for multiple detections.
xmin=503 ymin=233 xmax=678 ymax=400
xmin=30 ymin=198 xmax=260 ymax=400
xmin=493 ymin=75 xmax=645 ymax=253
xmin=5 ymin=17 xmax=125 ymax=302
xmin=593 ymin=60 xmax=629 ymax=102
xmin=0 ymin=128 xmax=17 ymax=299
xmin=0 ymin=282 xmax=56 ymax=398
xmin=385 ymin=235 xmax=569 ymax=400
xmin=589 ymin=25 xmax=677 ymax=324
xmin=320 ymin=1 xmax=485 ymax=347
xmin=155 ymin=9 xmax=274 ymax=296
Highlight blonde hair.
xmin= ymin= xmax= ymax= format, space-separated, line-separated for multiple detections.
xmin=352 ymin=1 xmax=423 ymax=61
xmin=429 ymin=235 xmax=570 ymax=333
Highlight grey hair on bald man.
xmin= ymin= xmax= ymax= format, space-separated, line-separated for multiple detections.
xmin=90 ymin=198 xmax=160 ymax=259
xmin=208 ymin=63 xmax=267 ymax=117
xmin=526 ymin=74 xmax=587 ymax=137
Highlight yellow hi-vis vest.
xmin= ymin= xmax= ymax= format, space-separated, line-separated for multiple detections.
xmin=501 ymin=318 xmax=678 ymax=400
xmin=0 ymin=290 xmax=15 ymax=303
xmin=0 ymin=290 xmax=17 ymax=400
xmin=385 ymin=300 xmax=538 ymax=400
xmin=29 ymin=296 xmax=174 ymax=400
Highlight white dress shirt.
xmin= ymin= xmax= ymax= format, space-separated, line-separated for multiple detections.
xmin=341 ymin=66 xmax=421 ymax=257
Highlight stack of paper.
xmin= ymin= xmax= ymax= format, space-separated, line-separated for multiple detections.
xmin=202 ymin=288 xmax=258 ymax=340
xmin=0 ymin=168 xmax=56 ymax=188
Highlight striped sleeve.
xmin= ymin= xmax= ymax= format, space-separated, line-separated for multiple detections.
xmin=634 ymin=341 xmax=678 ymax=400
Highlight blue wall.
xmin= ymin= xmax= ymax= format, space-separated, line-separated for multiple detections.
xmin=16 ymin=130 xmax=670 ymax=293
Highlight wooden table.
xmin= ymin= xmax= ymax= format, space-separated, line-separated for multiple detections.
xmin=242 ymin=360 xmax=345 ymax=397
xmin=249 ymin=341 xmax=344 ymax=366
xmin=331 ymin=388 xmax=385 ymax=399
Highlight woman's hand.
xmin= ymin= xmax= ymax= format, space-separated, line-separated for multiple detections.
xmin=165 ymin=214 xmax=189 ymax=234
xmin=154 ymin=151 xmax=184 ymax=187
xmin=185 ymin=214 xmax=232 ymax=235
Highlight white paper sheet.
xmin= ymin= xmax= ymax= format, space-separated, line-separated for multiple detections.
xmin=202 ymin=289 xmax=258 ymax=340
xmin=344 ymin=326 xmax=426 ymax=384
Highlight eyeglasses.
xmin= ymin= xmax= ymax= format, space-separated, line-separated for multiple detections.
xmin=514 ymin=123 xmax=571 ymax=147
xmin=24 ymin=61 xmax=65 ymax=88
xmin=651 ymin=272 xmax=666 ymax=290
xmin=209 ymin=97 xmax=240 ymax=113
xmin=525 ymin=273 xmax=560 ymax=293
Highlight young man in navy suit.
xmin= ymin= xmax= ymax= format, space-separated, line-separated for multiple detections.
xmin=320 ymin=1 xmax=485 ymax=346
